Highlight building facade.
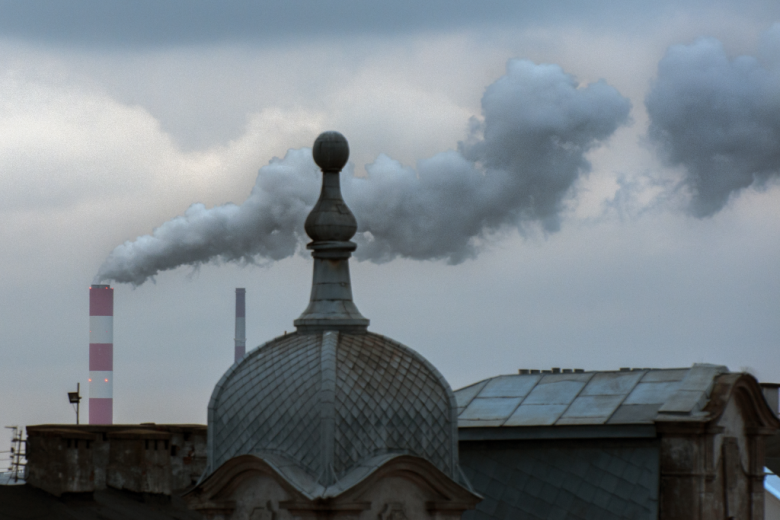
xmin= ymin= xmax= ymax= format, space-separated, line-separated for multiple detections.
xmin=455 ymin=365 xmax=779 ymax=520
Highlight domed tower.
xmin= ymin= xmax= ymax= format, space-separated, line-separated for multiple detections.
xmin=187 ymin=132 xmax=479 ymax=519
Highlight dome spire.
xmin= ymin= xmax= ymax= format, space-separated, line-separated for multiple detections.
xmin=294 ymin=131 xmax=369 ymax=334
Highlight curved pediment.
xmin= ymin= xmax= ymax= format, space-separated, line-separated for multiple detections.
xmin=704 ymin=373 xmax=780 ymax=431
xmin=186 ymin=452 xmax=479 ymax=519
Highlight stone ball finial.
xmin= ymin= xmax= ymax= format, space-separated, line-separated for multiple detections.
xmin=313 ymin=131 xmax=349 ymax=171
xmin=304 ymin=131 xmax=357 ymax=244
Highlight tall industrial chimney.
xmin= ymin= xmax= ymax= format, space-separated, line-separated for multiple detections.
xmin=235 ymin=288 xmax=246 ymax=363
xmin=89 ymin=284 xmax=113 ymax=424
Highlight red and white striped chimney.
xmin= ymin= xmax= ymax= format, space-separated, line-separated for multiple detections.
xmin=89 ymin=284 xmax=113 ymax=424
xmin=235 ymin=288 xmax=246 ymax=363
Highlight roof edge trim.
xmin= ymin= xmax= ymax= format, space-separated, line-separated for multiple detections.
xmin=458 ymin=424 xmax=657 ymax=441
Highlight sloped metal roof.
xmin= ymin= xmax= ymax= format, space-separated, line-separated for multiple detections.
xmin=208 ymin=330 xmax=460 ymax=487
xmin=455 ymin=364 xmax=728 ymax=428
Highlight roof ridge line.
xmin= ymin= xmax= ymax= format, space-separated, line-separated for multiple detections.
xmin=318 ymin=331 xmax=338 ymax=485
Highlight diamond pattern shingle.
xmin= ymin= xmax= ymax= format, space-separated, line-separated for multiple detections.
xmin=460 ymin=441 xmax=659 ymax=520
xmin=210 ymin=333 xmax=323 ymax=476
xmin=333 ymin=333 xmax=456 ymax=480
xmin=208 ymin=330 xmax=458 ymax=486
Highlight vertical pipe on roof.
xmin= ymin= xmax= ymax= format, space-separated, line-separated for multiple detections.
xmin=235 ymin=288 xmax=246 ymax=363
xmin=89 ymin=284 xmax=113 ymax=424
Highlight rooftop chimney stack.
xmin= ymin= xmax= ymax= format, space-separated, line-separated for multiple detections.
xmin=235 ymin=288 xmax=246 ymax=363
xmin=89 ymin=284 xmax=113 ymax=424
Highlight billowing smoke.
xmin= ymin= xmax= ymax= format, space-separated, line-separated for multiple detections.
xmin=95 ymin=151 xmax=320 ymax=285
xmin=646 ymin=26 xmax=780 ymax=217
xmin=97 ymin=59 xmax=630 ymax=285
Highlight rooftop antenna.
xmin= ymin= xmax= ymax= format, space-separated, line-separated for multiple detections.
xmin=3 ymin=426 xmax=25 ymax=484
xmin=67 ymin=383 xmax=82 ymax=424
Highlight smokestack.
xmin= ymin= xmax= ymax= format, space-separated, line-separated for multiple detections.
xmin=89 ymin=284 xmax=113 ymax=424
xmin=235 ymin=288 xmax=246 ymax=363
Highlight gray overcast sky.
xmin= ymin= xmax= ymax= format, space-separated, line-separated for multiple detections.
xmin=0 ymin=0 xmax=753 ymax=45
xmin=0 ymin=0 xmax=779 ymax=429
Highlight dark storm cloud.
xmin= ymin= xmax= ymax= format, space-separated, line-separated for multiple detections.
xmin=646 ymin=27 xmax=780 ymax=217
xmin=0 ymin=0 xmax=752 ymax=47
xmin=96 ymin=59 xmax=630 ymax=285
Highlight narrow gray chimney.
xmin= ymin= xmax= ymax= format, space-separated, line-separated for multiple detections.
xmin=235 ymin=288 xmax=246 ymax=362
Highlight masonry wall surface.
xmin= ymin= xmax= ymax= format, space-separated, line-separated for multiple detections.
xmin=656 ymin=395 xmax=767 ymax=520
xmin=25 ymin=429 xmax=97 ymax=496
xmin=26 ymin=424 xmax=207 ymax=497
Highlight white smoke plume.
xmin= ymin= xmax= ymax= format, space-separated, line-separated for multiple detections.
xmin=646 ymin=26 xmax=780 ymax=217
xmin=97 ymin=59 xmax=631 ymax=285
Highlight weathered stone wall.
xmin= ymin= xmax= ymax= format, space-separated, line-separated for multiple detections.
xmin=26 ymin=424 xmax=207 ymax=497
xmin=657 ymin=379 xmax=772 ymax=520
xmin=107 ymin=429 xmax=173 ymax=494
xmin=26 ymin=428 xmax=97 ymax=496
xmin=170 ymin=425 xmax=208 ymax=491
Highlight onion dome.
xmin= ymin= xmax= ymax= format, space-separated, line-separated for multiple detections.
xmin=204 ymin=132 xmax=468 ymax=494
xmin=207 ymin=330 xmax=460 ymax=488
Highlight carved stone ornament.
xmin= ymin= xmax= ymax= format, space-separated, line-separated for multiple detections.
xmin=249 ymin=501 xmax=277 ymax=520
xmin=378 ymin=502 xmax=408 ymax=520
